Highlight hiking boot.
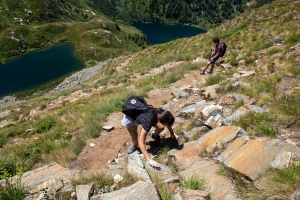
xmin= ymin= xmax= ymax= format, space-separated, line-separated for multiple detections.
xmin=127 ymin=144 xmax=137 ymax=154
xmin=200 ymin=70 xmax=205 ymax=75
xmin=151 ymin=133 xmax=162 ymax=146
xmin=208 ymin=70 xmax=213 ymax=74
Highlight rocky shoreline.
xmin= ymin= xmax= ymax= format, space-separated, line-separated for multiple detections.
xmin=0 ymin=58 xmax=119 ymax=109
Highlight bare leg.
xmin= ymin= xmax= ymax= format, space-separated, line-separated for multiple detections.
xmin=210 ymin=63 xmax=215 ymax=72
xmin=127 ymin=127 xmax=138 ymax=145
xmin=202 ymin=61 xmax=210 ymax=72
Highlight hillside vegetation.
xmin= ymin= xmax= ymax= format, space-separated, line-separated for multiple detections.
xmin=99 ymin=0 xmax=275 ymax=27
xmin=0 ymin=0 xmax=149 ymax=64
xmin=0 ymin=0 xmax=300 ymax=199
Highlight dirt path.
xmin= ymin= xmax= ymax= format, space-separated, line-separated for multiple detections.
xmin=69 ymin=69 xmax=208 ymax=170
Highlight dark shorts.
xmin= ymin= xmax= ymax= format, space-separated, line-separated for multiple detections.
xmin=209 ymin=57 xmax=219 ymax=64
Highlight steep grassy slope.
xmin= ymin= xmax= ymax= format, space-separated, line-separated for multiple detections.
xmin=0 ymin=0 xmax=149 ymax=64
xmin=95 ymin=0 xmax=275 ymax=27
xmin=0 ymin=0 xmax=299 ymax=198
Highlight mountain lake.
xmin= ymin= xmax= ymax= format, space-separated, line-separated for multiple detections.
xmin=132 ymin=22 xmax=206 ymax=44
xmin=0 ymin=43 xmax=85 ymax=97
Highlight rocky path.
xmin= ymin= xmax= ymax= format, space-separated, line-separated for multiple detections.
xmin=2 ymin=58 xmax=300 ymax=199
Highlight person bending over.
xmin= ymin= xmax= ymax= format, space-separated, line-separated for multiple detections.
xmin=122 ymin=107 xmax=178 ymax=168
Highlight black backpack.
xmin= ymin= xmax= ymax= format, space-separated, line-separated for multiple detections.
xmin=219 ymin=42 xmax=227 ymax=57
xmin=122 ymin=96 xmax=151 ymax=119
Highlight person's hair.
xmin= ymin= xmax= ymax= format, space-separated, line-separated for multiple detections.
xmin=212 ymin=37 xmax=220 ymax=43
xmin=152 ymin=108 xmax=175 ymax=126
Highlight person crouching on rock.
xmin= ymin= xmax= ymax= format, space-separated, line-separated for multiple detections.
xmin=122 ymin=107 xmax=178 ymax=168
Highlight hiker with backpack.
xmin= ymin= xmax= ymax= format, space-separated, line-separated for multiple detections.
xmin=121 ymin=96 xmax=178 ymax=168
xmin=200 ymin=37 xmax=226 ymax=75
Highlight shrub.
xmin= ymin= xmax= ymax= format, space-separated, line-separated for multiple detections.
xmin=35 ymin=117 xmax=56 ymax=133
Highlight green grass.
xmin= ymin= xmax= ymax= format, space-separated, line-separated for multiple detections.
xmin=182 ymin=174 xmax=206 ymax=190
xmin=0 ymin=178 xmax=25 ymax=200
xmin=148 ymin=171 xmax=172 ymax=200
xmin=254 ymin=166 xmax=300 ymax=199
xmin=71 ymin=171 xmax=114 ymax=191
xmin=232 ymin=112 xmax=278 ymax=137
xmin=205 ymin=74 xmax=226 ymax=86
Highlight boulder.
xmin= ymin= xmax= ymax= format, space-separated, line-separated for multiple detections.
xmin=91 ymin=181 xmax=160 ymax=200
xmin=168 ymin=126 xmax=244 ymax=168
xmin=171 ymin=87 xmax=188 ymax=98
xmin=227 ymin=104 xmax=264 ymax=122
xmin=76 ymin=184 xmax=94 ymax=200
xmin=204 ymin=114 xmax=223 ymax=129
xmin=145 ymin=162 xmax=178 ymax=183
xmin=127 ymin=153 xmax=151 ymax=183
xmin=204 ymin=86 xmax=217 ymax=99
xmin=217 ymin=137 xmax=300 ymax=181
xmin=179 ymin=160 xmax=238 ymax=200
xmin=184 ymin=189 xmax=210 ymax=200
xmin=219 ymin=96 xmax=235 ymax=105
xmin=221 ymin=63 xmax=233 ymax=69
xmin=183 ymin=126 xmax=210 ymax=141
xmin=233 ymin=93 xmax=250 ymax=103
xmin=238 ymin=70 xmax=256 ymax=77
xmin=180 ymin=100 xmax=206 ymax=116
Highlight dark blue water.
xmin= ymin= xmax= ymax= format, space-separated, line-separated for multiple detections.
xmin=133 ymin=22 xmax=206 ymax=45
xmin=0 ymin=43 xmax=85 ymax=97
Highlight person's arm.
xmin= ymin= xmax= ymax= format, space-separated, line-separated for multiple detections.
xmin=139 ymin=128 xmax=160 ymax=167
xmin=167 ymin=126 xmax=178 ymax=140
xmin=212 ymin=45 xmax=221 ymax=59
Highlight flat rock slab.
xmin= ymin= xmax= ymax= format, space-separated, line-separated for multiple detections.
xmin=227 ymin=104 xmax=264 ymax=122
xmin=145 ymin=162 xmax=178 ymax=183
xmin=127 ymin=153 xmax=151 ymax=183
xmin=217 ymin=136 xmax=300 ymax=180
xmin=76 ymin=184 xmax=94 ymax=200
xmin=6 ymin=162 xmax=124 ymax=192
xmin=91 ymin=181 xmax=160 ymax=200
xmin=179 ymin=160 xmax=238 ymax=200
xmin=180 ymin=101 xmax=206 ymax=114
xmin=168 ymin=126 xmax=244 ymax=168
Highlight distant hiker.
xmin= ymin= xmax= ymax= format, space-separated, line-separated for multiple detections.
xmin=200 ymin=37 xmax=226 ymax=75
xmin=121 ymin=96 xmax=178 ymax=168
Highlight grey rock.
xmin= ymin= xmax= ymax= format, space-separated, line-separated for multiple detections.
xmin=227 ymin=104 xmax=264 ymax=122
xmin=76 ymin=184 xmax=94 ymax=200
xmin=25 ymin=9 xmax=33 ymax=14
xmin=269 ymin=38 xmax=283 ymax=44
xmin=270 ymin=151 xmax=292 ymax=168
xmin=233 ymin=93 xmax=250 ymax=103
xmin=231 ymin=81 xmax=241 ymax=88
xmin=127 ymin=153 xmax=151 ymax=183
xmin=204 ymin=114 xmax=223 ymax=129
xmin=183 ymin=126 xmax=210 ymax=141
xmin=29 ymin=178 xmax=64 ymax=194
xmin=221 ymin=63 xmax=233 ymax=69
xmin=91 ymin=181 xmax=160 ymax=200
xmin=180 ymin=100 xmax=206 ymax=114
xmin=180 ymin=160 xmax=238 ymax=200
xmin=218 ymin=137 xmax=300 ymax=181
xmin=145 ymin=162 xmax=178 ymax=183
xmin=171 ymin=87 xmax=188 ymax=98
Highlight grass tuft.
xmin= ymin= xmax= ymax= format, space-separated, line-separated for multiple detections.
xmin=182 ymin=174 xmax=206 ymax=190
